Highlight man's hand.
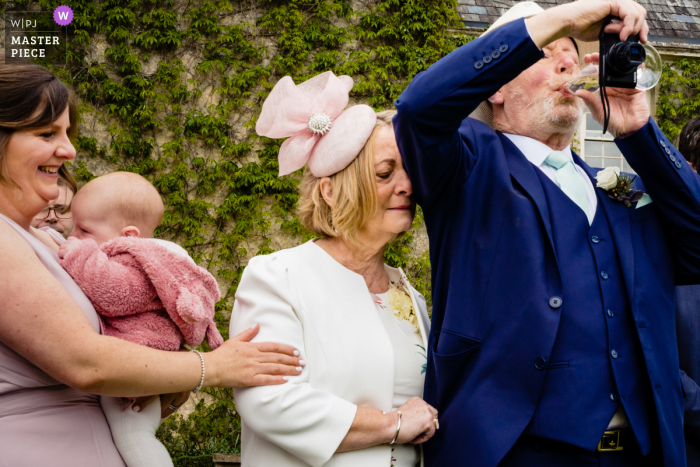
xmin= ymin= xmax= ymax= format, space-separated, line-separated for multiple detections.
xmin=575 ymin=53 xmax=650 ymax=139
xmin=131 ymin=391 xmax=190 ymax=416
xmin=527 ymin=0 xmax=648 ymax=49
xmin=58 ymin=236 xmax=81 ymax=259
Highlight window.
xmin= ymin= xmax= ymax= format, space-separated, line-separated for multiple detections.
xmin=577 ymin=112 xmax=635 ymax=174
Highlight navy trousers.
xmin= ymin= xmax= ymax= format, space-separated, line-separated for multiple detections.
xmin=498 ymin=435 xmax=661 ymax=467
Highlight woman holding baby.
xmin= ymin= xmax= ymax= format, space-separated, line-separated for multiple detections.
xmin=230 ymin=72 xmax=438 ymax=467
xmin=0 ymin=65 xmax=303 ymax=466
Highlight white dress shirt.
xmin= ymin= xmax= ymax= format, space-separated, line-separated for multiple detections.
xmin=504 ymin=133 xmax=598 ymax=220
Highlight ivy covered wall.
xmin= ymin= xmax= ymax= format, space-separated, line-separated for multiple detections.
xmin=657 ymin=58 xmax=700 ymax=143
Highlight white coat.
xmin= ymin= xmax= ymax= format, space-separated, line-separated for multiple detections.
xmin=230 ymin=240 xmax=430 ymax=467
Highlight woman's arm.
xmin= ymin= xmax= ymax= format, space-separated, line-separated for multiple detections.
xmin=337 ymin=398 xmax=438 ymax=452
xmin=0 ymin=221 xmax=301 ymax=396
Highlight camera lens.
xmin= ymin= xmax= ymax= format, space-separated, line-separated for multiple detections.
xmin=607 ymin=42 xmax=646 ymax=75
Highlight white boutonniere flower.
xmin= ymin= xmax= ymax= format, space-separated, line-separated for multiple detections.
xmin=595 ymin=166 xmax=646 ymax=208
xmin=595 ymin=167 xmax=621 ymax=190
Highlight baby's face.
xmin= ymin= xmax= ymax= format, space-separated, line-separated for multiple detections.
xmin=69 ymin=193 xmax=125 ymax=245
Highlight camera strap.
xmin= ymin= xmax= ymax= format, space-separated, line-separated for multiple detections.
xmin=600 ymin=77 xmax=611 ymax=136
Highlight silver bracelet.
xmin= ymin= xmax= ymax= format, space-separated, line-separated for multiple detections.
xmin=191 ymin=349 xmax=205 ymax=394
xmin=390 ymin=411 xmax=402 ymax=445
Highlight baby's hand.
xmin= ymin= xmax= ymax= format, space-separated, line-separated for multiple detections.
xmin=58 ymin=236 xmax=82 ymax=259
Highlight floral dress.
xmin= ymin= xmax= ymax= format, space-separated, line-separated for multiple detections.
xmin=371 ymin=273 xmax=427 ymax=467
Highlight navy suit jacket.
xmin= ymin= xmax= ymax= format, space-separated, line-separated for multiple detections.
xmin=394 ymin=18 xmax=700 ymax=467
xmin=676 ymin=286 xmax=700 ymax=463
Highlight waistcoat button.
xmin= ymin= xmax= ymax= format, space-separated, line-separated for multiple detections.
xmin=591 ymin=236 xmax=600 ymax=244
xmin=534 ymin=357 xmax=547 ymax=370
xmin=607 ymin=309 xmax=615 ymax=318
xmin=610 ymin=393 xmax=619 ymax=401
xmin=611 ymin=349 xmax=618 ymax=359
xmin=549 ymin=296 xmax=563 ymax=309
xmin=601 ymin=271 xmax=609 ymax=280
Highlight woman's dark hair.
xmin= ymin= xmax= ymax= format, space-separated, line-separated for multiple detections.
xmin=58 ymin=165 xmax=78 ymax=196
xmin=0 ymin=65 xmax=78 ymax=185
xmin=679 ymin=117 xmax=700 ymax=171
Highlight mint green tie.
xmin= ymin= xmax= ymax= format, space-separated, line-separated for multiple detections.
xmin=544 ymin=151 xmax=591 ymax=224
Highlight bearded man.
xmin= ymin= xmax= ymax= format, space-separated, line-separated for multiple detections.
xmin=394 ymin=1 xmax=700 ymax=466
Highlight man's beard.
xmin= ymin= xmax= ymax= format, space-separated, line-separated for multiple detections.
xmin=536 ymin=94 xmax=585 ymax=131
xmin=509 ymin=90 xmax=585 ymax=133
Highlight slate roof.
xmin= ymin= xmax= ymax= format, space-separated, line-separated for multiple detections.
xmin=457 ymin=0 xmax=700 ymax=43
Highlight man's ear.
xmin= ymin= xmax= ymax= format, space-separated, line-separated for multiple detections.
xmin=488 ymin=90 xmax=504 ymax=106
xmin=121 ymin=226 xmax=141 ymax=238
xmin=319 ymin=177 xmax=334 ymax=209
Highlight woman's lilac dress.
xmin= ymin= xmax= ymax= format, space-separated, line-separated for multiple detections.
xmin=0 ymin=213 xmax=125 ymax=466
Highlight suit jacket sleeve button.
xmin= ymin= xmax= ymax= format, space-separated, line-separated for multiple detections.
xmin=659 ymin=139 xmax=666 ymax=148
xmin=675 ymin=161 xmax=682 ymax=169
xmin=491 ymin=49 xmax=501 ymax=59
xmin=475 ymin=60 xmax=484 ymax=70
xmin=500 ymin=44 xmax=509 ymax=53
xmin=534 ymin=357 xmax=547 ymax=370
xmin=549 ymin=296 xmax=562 ymax=309
xmin=483 ymin=55 xmax=492 ymax=64
xmin=670 ymin=155 xmax=676 ymax=162
xmin=665 ymin=148 xmax=672 ymax=155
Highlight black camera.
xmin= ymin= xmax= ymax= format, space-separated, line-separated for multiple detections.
xmin=598 ymin=17 xmax=647 ymax=133
xmin=599 ymin=18 xmax=646 ymax=89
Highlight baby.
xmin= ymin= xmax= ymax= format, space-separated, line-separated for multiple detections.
xmin=57 ymin=172 xmax=224 ymax=467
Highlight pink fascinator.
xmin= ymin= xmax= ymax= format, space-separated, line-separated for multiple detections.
xmin=256 ymin=71 xmax=377 ymax=177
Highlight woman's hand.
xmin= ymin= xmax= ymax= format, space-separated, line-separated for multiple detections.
xmin=392 ymin=397 xmax=439 ymax=444
xmin=205 ymin=324 xmax=304 ymax=388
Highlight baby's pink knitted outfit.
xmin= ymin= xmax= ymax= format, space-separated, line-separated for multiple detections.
xmin=60 ymin=237 xmax=224 ymax=351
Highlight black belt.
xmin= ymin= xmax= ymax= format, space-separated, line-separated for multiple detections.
xmin=519 ymin=428 xmax=633 ymax=454
xmin=597 ymin=429 xmax=630 ymax=452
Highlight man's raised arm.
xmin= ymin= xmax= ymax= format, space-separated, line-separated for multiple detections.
xmin=393 ymin=19 xmax=542 ymax=208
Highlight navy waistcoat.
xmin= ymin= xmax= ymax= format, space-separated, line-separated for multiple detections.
xmin=522 ymin=168 xmax=656 ymax=453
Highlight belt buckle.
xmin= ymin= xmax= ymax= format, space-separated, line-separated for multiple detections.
xmin=597 ymin=430 xmax=624 ymax=452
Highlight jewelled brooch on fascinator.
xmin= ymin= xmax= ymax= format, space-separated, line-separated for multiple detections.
xmin=256 ymin=71 xmax=377 ymax=177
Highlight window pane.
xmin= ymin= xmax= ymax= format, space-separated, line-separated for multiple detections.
xmin=586 ymin=113 xmax=603 ymax=139
xmin=622 ymin=159 xmax=636 ymax=174
xmin=603 ymin=157 xmax=623 ymax=169
xmin=585 ymin=140 xmax=602 ymax=157
xmin=586 ymin=157 xmax=604 ymax=168
xmin=585 ymin=113 xmax=613 ymax=139
xmin=603 ymin=142 xmax=622 ymax=158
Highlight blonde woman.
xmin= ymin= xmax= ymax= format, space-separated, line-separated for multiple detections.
xmin=230 ymin=72 xmax=438 ymax=467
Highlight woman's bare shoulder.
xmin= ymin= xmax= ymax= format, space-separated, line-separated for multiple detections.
xmin=0 ymin=220 xmax=45 ymax=264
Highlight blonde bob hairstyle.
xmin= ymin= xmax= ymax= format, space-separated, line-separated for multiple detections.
xmin=298 ymin=110 xmax=399 ymax=244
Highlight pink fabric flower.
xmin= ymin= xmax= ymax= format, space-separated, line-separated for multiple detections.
xmin=256 ymin=71 xmax=377 ymax=177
